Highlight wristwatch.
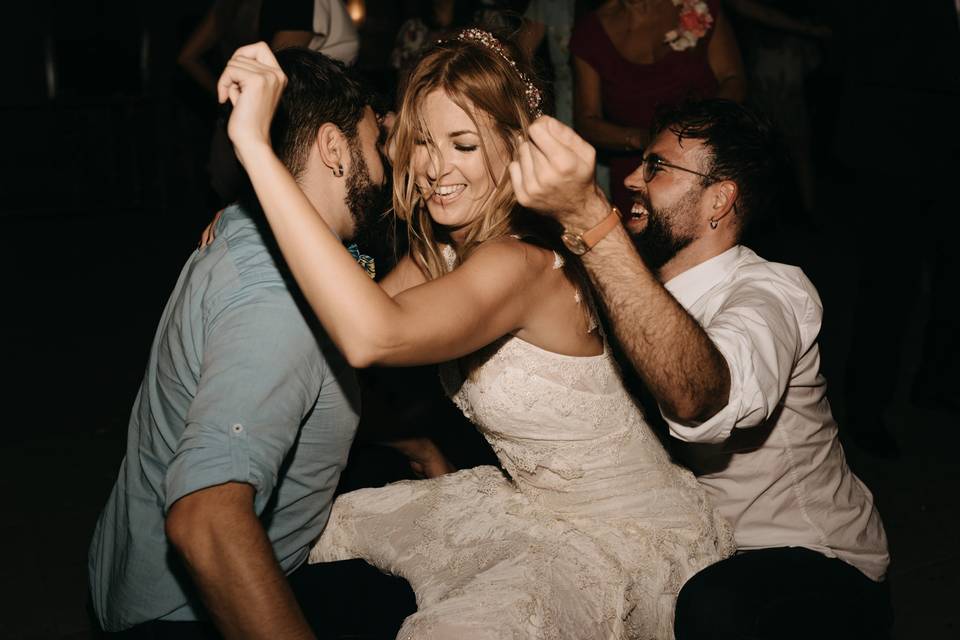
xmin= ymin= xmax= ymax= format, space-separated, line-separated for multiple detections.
xmin=560 ymin=206 xmax=622 ymax=255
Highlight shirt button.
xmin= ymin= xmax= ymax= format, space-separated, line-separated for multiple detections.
xmin=231 ymin=423 xmax=244 ymax=434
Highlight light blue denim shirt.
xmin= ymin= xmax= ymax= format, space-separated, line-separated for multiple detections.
xmin=88 ymin=203 xmax=360 ymax=630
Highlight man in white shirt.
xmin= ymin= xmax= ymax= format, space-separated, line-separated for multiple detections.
xmin=509 ymin=100 xmax=891 ymax=639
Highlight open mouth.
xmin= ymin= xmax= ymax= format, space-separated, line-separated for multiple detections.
xmin=625 ymin=201 xmax=649 ymax=232
xmin=425 ymin=183 xmax=466 ymax=205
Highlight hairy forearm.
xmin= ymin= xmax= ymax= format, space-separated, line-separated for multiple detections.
xmin=510 ymin=112 xmax=728 ymax=420
xmin=582 ymin=224 xmax=730 ymax=422
xmin=167 ymin=485 xmax=314 ymax=639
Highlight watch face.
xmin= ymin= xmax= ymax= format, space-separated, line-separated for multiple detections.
xmin=561 ymin=231 xmax=588 ymax=255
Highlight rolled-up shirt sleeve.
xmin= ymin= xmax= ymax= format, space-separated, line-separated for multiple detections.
xmin=666 ymin=281 xmax=804 ymax=444
xmin=164 ymin=285 xmax=323 ymax=515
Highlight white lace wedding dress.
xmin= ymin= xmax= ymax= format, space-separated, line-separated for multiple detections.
xmin=310 ymin=326 xmax=735 ymax=639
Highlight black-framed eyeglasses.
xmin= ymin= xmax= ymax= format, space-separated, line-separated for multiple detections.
xmin=639 ymin=152 xmax=740 ymax=221
xmin=640 ymin=152 xmax=718 ymax=184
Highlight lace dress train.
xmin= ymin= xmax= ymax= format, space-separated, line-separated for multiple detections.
xmin=311 ymin=336 xmax=734 ymax=639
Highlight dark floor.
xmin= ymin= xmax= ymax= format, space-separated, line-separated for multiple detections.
xmin=1 ymin=185 xmax=958 ymax=639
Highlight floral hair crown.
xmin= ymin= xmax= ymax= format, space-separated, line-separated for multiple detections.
xmin=449 ymin=28 xmax=543 ymax=118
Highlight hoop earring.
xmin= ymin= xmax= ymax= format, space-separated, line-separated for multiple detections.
xmin=709 ymin=207 xmax=733 ymax=230
xmin=333 ymin=164 xmax=344 ymax=177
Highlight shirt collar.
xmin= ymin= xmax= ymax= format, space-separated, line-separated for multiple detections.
xmin=664 ymin=245 xmax=744 ymax=308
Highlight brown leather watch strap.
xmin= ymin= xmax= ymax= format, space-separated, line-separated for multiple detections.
xmin=579 ymin=206 xmax=622 ymax=250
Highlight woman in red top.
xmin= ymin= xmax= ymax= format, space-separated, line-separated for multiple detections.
xmin=571 ymin=0 xmax=746 ymax=217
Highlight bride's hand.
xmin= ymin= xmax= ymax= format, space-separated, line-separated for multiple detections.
xmin=198 ymin=209 xmax=224 ymax=249
xmin=216 ymin=42 xmax=287 ymax=161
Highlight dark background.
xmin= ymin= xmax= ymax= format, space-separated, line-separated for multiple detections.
xmin=1 ymin=1 xmax=958 ymax=638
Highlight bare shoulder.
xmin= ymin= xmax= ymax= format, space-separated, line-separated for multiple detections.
xmin=462 ymin=236 xmax=559 ymax=279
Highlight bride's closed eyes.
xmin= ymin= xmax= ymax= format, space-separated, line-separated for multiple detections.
xmin=413 ymin=137 xmax=479 ymax=153
xmin=409 ymin=90 xmax=509 ymax=231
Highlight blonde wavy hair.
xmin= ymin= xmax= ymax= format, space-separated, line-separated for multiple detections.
xmin=390 ymin=33 xmax=543 ymax=280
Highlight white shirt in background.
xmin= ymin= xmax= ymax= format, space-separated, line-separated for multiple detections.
xmin=309 ymin=0 xmax=359 ymax=64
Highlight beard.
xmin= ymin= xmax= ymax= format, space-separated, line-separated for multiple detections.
xmin=629 ymin=188 xmax=699 ymax=271
xmin=344 ymin=139 xmax=391 ymax=243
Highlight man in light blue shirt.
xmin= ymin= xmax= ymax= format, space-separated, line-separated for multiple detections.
xmin=89 ymin=47 xmax=399 ymax=638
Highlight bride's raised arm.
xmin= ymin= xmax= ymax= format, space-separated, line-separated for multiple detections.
xmin=218 ymin=43 xmax=543 ymax=367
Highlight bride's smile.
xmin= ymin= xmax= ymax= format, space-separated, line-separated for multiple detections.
xmin=412 ymin=89 xmax=509 ymax=237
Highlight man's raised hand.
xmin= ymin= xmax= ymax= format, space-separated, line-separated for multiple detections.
xmin=509 ymin=116 xmax=606 ymax=228
xmin=217 ymin=42 xmax=287 ymax=161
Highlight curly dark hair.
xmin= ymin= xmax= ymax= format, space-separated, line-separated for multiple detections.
xmin=651 ymin=99 xmax=790 ymax=232
xmin=270 ymin=47 xmax=371 ymax=180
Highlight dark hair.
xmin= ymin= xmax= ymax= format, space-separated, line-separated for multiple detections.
xmin=270 ymin=47 xmax=369 ymax=180
xmin=651 ymin=99 xmax=789 ymax=231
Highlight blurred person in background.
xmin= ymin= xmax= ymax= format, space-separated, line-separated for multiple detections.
xmin=570 ymin=0 xmax=746 ymax=217
xmin=390 ymin=0 xmax=480 ymax=78
xmin=517 ymin=0 xmax=578 ymax=127
xmin=177 ymin=0 xmax=263 ymax=207
xmin=727 ymin=0 xmax=832 ymax=221
xmin=260 ymin=0 xmax=360 ymax=64
xmin=518 ymin=0 xmax=615 ymax=198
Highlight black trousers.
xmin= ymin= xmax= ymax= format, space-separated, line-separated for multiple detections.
xmin=674 ymin=547 xmax=893 ymax=640
xmin=101 ymin=559 xmax=416 ymax=640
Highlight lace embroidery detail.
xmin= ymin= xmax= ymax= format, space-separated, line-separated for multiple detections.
xmin=441 ymin=243 xmax=457 ymax=270
xmin=312 ymin=246 xmax=735 ymax=640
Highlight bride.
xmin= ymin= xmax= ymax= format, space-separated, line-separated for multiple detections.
xmin=217 ymin=31 xmax=733 ymax=639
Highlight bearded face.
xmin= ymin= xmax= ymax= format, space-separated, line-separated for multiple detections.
xmin=344 ymin=137 xmax=391 ymax=242
xmin=627 ymin=186 xmax=702 ymax=271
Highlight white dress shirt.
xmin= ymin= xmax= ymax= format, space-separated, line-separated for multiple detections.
xmin=662 ymin=245 xmax=889 ymax=581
